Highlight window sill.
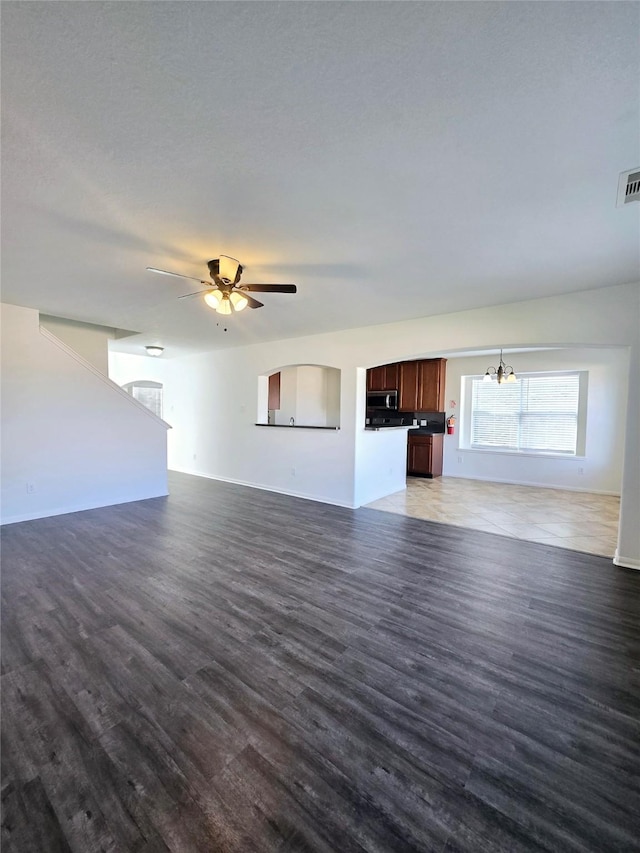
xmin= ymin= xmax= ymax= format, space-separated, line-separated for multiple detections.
xmin=457 ymin=447 xmax=585 ymax=461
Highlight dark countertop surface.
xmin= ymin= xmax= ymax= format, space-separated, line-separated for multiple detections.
xmin=364 ymin=426 xmax=412 ymax=431
xmin=255 ymin=423 xmax=340 ymax=430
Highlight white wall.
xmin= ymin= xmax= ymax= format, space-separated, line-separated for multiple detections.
xmin=296 ymin=366 xmax=327 ymax=426
xmin=109 ymin=282 xmax=639 ymax=568
xmin=354 ymin=430 xmax=409 ymax=506
xmin=1 ymin=304 xmax=169 ymax=524
xmin=40 ymin=315 xmax=114 ymax=374
xmin=441 ymin=348 xmax=628 ymax=494
xmin=326 ymin=368 xmax=341 ymax=426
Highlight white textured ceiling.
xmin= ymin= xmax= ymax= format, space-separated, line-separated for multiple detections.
xmin=2 ymin=1 xmax=638 ymax=356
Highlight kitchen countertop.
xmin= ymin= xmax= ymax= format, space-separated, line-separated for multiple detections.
xmin=255 ymin=423 xmax=340 ymax=430
xmin=364 ymin=425 xmax=412 ymax=431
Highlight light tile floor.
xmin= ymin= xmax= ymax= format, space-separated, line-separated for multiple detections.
xmin=364 ymin=477 xmax=620 ymax=558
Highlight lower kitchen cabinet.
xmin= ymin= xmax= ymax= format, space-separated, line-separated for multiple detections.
xmin=407 ymin=433 xmax=443 ymax=478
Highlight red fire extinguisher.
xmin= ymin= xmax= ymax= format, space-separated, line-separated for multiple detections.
xmin=447 ymin=415 xmax=456 ymax=435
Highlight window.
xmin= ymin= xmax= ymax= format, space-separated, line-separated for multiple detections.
xmin=122 ymin=380 xmax=163 ymax=419
xmin=467 ymin=372 xmax=584 ymax=455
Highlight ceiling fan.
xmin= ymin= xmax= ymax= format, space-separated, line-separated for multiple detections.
xmin=146 ymin=256 xmax=297 ymax=315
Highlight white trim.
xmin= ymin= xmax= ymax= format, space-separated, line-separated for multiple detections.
xmin=443 ymin=473 xmax=620 ymax=496
xmin=456 ymin=447 xmax=586 ymax=461
xmin=40 ymin=326 xmax=172 ymax=429
xmin=169 ymin=467 xmax=357 ymax=508
xmin=613 ymin=550 xmax=640 ymax=571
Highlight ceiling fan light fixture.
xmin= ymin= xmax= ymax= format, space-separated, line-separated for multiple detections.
xmin=147 ymin=256 xmax=296 ymax=315
xmin=217 ymin=255 xmax=241 ymax=284
xmin=229 ymin=291 xmax=248 ymax=312
xmin=145 ymin=345 xmax=164 ymax=357
xmin=204 ymin=289 xmax=223 ymax=309
xmin=217 ymin=295 xmax=232 ymax=315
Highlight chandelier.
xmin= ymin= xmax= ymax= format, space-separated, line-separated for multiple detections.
xmin=484 ymin=349 xmax=517 ymax=384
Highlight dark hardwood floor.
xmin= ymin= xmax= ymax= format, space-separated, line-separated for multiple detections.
xmin=2 ymin=471 xmax=639 ymax=853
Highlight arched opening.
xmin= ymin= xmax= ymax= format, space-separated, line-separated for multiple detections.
xmin=259 ymin=365 xmax=341 ymax=428
xmin=362 ymin=346 xmax=626 ymax=559
xmin=122 ymin=380 xmax=164 ymax=419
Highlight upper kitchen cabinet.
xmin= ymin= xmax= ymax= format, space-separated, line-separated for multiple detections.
xmin=419 ymin=358 xmax=447 ymax=411
xmin=398 ymin=360 xmax=420 ymax=411
xmin=366 ymin=363 xmax=399 ymax=392
xmin=398 ymin=358 xmax=447 ymax=412
xmin=268 ymin=371 xmax=281 ymax=410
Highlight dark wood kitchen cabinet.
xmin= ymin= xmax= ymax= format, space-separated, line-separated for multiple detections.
xmin=366 ymin=363 xmax=399 ymax=392
xmin=268 ymin=372 xmax=281 ymax=410
xmin=407 ymin=433 xmax=444 ymax=478
xmin=398 ymin=358 xmax=447 ymax=412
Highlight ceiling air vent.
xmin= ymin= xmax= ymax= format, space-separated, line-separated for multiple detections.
xmin=617 ymin=168 xmax=640 ymax=206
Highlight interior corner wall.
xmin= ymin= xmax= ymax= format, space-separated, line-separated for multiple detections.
xmin=441 ymin=348 xmax=628 ymax=493
xmin=40 ymin=315 xmax=113 ymax=375
xmin=1 ymin=304 xmax=169 ymax=524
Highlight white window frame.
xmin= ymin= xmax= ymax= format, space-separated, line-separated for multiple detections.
xmin=459 ymin=370 xmax=588 ymax=458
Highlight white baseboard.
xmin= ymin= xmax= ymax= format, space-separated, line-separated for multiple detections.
xmin=169 ymin=467 xmax=357 ymax=509
xmin=442 ymin=473 xmax=620 ymax=496
xmin=613 ymin=550 xmax=640 ymax=571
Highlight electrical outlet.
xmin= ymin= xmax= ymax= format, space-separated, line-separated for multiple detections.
xmin=26 ymin=483 xmax=35 ymax=494
xmin=578 ymin=467 xmax=585 ymax=475
xmin=290 ymin=467 xmax=296 ymax=476
xmin=457 ymin=456 xmax=463 ymax=464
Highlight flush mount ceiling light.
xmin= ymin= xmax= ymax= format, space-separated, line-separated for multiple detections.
xmin=146 ymin=256 xmax=297 ymax=315
xmin=145 ymin=345 xmax=164 ymax=357
xmin=484 ymin=349 xmax=517 ymax=384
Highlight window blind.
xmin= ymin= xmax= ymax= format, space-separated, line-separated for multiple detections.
xmin=470 ymin=373 xmax=580 ymax=454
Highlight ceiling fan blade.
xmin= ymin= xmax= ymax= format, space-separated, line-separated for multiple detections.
xmin=241 ymin=284 xmax=297 ymax=293
xmin=242 ymin=293 xmax=264 ymax=309
xmin=147 ymin=267 xmax=208 ymax=284
xmin=178 ymin=289 xmax=209 ymax=299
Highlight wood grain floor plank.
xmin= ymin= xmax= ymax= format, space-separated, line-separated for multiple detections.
xmin=2 ymin=471 xmax=639 ymax=852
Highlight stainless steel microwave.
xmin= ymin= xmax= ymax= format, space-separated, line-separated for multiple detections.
xmin=366 ymin=390 xmax=398 ymax=411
